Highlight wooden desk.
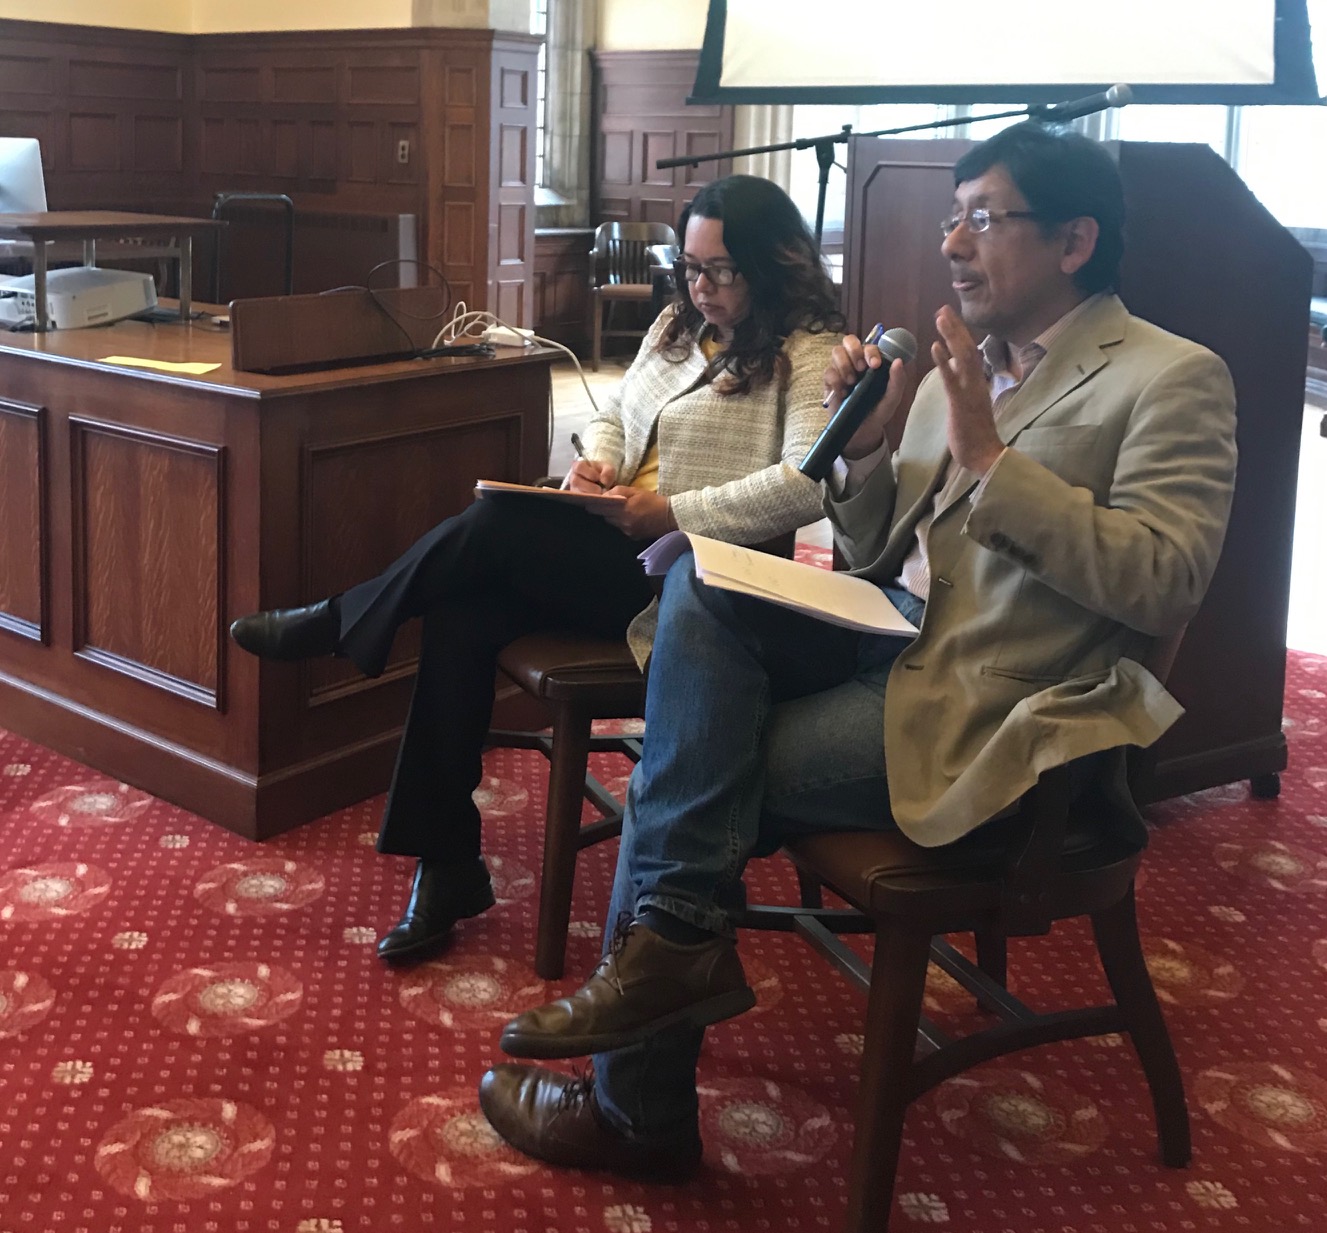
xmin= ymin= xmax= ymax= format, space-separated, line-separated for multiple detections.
xmin=0 ymin=314 xmax=555 ymax=838
xmin=0 ymin=212 xmax=223 ymax=330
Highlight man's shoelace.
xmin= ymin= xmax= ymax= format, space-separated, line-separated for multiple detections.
xmin=554 ymin=1065 xmax=596 ymax=1115
xmin=591 ymin=912 xmax=636 ymax=997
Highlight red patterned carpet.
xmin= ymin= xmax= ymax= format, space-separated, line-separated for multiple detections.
xmin=2 ymin=652 xmax=1326 ymax=1233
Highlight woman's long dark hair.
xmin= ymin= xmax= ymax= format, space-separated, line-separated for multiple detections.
xmin=658 ymin=174 xmax=845 ymax=395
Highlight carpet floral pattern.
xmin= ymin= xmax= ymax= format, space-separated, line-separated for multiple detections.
xmin=1 ymin=650 xmax=1325 ymax=1232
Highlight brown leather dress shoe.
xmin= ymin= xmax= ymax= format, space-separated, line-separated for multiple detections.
xmin=229 ymin=598 xmax=340 ymax=661
xmin=499 ymin=918 xmax=755 ymax=1058
xmin=478 ymin=1063 xmax=701 ymax=1182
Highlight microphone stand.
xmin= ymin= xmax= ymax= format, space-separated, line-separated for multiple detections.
xmin=654 ymin=103 xmax=1048 ymax=249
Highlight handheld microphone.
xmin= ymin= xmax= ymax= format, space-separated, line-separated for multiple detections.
xmin=799 ymin=327 xmax=917 ymax=482
xmin=1030 ymin=84 xmax=1133 ymax=125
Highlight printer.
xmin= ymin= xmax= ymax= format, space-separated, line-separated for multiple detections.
xmin=0 ymin=267 xmax=157 ymax=330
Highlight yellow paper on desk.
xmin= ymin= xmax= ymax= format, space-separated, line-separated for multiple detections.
xmin=100 ymin=355 xmax=222 ymax=375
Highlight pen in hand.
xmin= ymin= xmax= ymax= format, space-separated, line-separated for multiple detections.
xmin=823 ymin=322 xmax=886 ymax=407
xmin=569 ymin=433 xmax=607 ymax=489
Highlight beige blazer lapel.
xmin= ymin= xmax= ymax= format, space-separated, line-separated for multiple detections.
xmin=869 ymin=419 xmax=953 ymax=576
xmin=930 ymin=295 xmax=1127 ymax=522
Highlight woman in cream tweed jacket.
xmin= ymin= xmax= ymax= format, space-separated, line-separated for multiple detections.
xmin=582 ymin=306 xmax=836 ymax=662
xmin=581 ymin=308 xmax=832 ymax=548
xmin=228 ymin=174 xmax=843 ymax=965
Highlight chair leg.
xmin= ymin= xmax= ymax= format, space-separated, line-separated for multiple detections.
xmin=795 ymin=864 xmax=824 ymax=909
xmin=973 ymin=928 xmax=1008 ymax=1013
xmin=1090 ymin=886 xmax=1192 ymax=1167
xmin=533 ymin=704 xmax=595 ymax=980
xmin=845 ymin=925 xmax=932 ymax=1233
xmin=591 ymin=293 xmax=602 ymax=372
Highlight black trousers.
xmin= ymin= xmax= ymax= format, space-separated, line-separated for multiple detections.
xmin=337 ymin=496 xmax=656 ymax=861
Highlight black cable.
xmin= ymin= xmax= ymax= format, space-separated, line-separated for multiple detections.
xmin=319 ymin=260 xmax=455 ymax=357
xmin=365 ymin=259 xmax=453 ymax=321
xmin=318 ymin=283 xmax=417 ymax=355
xmin=415 ymin=342 xmax=495 ymax=359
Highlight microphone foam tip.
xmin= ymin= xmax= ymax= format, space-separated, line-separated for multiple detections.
xmin=881 ymin=327 xmax=918 ymax=362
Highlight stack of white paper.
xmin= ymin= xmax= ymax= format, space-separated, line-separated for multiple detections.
xmin=639 ymin=531 xmax=918 ymax=637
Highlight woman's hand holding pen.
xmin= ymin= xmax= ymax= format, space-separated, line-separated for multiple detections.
xmin=564 ymin=432 xmax=616 ymax=494
xmin=562 ymin=433 xmax=670 ymax=536
xmin=565 ymin=457 xmax=616 ymax=494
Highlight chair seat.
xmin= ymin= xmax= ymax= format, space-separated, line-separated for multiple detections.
xmin=497 ymin=633 xmax=644 ymax=708
xmin=785 ymin=801 xmax=1141 ymax=924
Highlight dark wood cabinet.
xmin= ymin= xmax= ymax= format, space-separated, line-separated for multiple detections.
xmin=533 ymin=227 xmax=592 ymax=353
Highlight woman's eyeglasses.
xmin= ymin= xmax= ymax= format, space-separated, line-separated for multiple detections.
xmin=674 ymin=259 xmax=740 ymax=287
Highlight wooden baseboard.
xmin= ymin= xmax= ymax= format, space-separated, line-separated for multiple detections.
xmin=1134 ymin=732 xmax=1288 ymax=804
xmin=0 ymin=668 xmax=399 ymax=841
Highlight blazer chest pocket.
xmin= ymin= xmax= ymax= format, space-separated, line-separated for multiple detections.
xmin=1010 ymin=424 xmax=1104 ymax=490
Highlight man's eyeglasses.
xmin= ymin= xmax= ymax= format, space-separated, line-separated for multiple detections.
xmin=940 ymin=208 xmax=1041 ymax=237
xmin=674 ymin=259 xmax=740 ymax=287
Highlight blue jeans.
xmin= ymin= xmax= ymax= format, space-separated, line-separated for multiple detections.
xmin=593 ymin=551 xmax=925 ymax=1138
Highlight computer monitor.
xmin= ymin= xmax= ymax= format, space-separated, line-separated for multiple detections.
xmin=0 ymin=138 xmax=48 ymax=214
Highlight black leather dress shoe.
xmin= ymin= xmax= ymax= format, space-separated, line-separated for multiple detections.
xmin=229 ymin=598 xmax=341 ymax=661
xmin=377 ymin=858 xmax=496 ymax=964
xmin=479 ymin=1063 xmax=702 ymax=1182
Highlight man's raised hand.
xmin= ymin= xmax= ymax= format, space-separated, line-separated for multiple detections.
xmin=931 ymin=306 xmax=1004 ymax=476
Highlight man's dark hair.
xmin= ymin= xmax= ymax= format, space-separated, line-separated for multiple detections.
xmin=660 ymin=174 xmax=845 ymax=395
xmin=953 ymin=122 xmax=1125 ymax=295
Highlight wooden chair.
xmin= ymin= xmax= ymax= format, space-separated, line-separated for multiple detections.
xmin=589 ymin=222 xmax=678 ymax=371
xmin=488 ymin=530 xmax=798 ymax=980
xmin=742 ymin=635 xmax=1189 ymax=1233
xmin=489 ymin=633 xmax=646 ymax=979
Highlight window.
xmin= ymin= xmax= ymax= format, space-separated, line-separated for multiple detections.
xmin=790 ymin=98 xmax=1327 ymax=235
xmin=1235 ymin=106 xmax=1327 ymax=229
xmin=1110 ymin=104 xmax=1234 ymax=159
xmin=531 ymin=0 xmax=549 ymax=187
xmin=788 ymin=104 xmax=952 ymax=235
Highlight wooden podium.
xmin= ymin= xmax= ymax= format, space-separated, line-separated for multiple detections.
xmin=840 ymin=138 xmax=1312 ymax=802
xmin=0 ymin=293 xmax=556 ymax=838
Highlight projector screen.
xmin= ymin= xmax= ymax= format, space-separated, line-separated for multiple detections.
xmin=691 ymin=0 xmax=1321 ymax=104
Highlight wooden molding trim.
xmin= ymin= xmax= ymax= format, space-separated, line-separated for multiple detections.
xmin=0 ymin=398 xmax=48 ymax=644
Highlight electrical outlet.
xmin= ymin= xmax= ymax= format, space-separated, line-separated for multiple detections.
xmin=396 ymin=139 xmax=410 ymax=165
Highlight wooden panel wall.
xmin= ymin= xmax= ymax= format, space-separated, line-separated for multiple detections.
xmin=591 ymin=50 xmax=732 ymax=231
xmin=0 ymin=23 xmax=189 ymax=212
xmin=489 ymin=46 xmax=537 ymax=326
xmin=0 ymin=20 xmax=539 ymax=320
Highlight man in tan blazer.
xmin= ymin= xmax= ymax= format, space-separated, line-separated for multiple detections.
xmin=479 ymin=123 xmax=1238 ymax=1181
